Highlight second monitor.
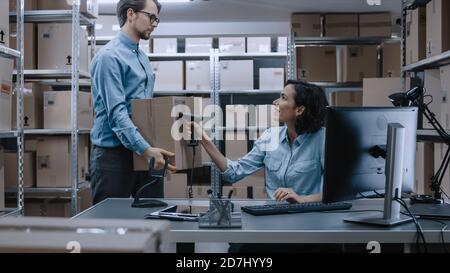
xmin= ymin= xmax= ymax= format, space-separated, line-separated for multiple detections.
xmin=323 ymin=107 xmax=418 ymax=204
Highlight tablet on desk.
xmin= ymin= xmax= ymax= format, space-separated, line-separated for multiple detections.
xmin=145 ymin=205 xmax=209 ymax=221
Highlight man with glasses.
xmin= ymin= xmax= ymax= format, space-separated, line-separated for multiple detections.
xmin=90 ymin=0 xmax=176 ymax=204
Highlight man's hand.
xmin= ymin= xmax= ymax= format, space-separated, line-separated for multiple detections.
xmin=143 ymin=147 xmax=177 ymax=173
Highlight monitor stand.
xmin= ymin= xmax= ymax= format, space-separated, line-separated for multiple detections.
xmin=345 ymin=123 xmax=413 ymax=226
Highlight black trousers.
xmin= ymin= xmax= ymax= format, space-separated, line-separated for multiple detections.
xmin=90 ymin=145 xmax=164 ymax=205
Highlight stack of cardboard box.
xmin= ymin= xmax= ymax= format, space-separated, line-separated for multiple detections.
xmin=291 ymin=14 xmax=322 ymax=37
xmin=406 ymin=7 xmax=426 ymax=65
xmin=151 ymin=38 xmax=177 ymax=54
xmin=325 ymin=14 xmax=359 ymax=37
xmin=341 ymin=45 xmax=377 ymax=82
xmin=185 ymin=38 xmax=212 ymax=53
xmin=12 ymin=83 xmax=44 ymax=129
xmin=37 ymin=23 xmax=90 ymax=73
xmin=359 ymin=13 xmax=392 ymax=37
xmin=297 ymin=46 xmax=336 ymax=82
xmin=220 ymin=60 xmax=254 ymax=90
xmin=4 ymin=151 xmax=35 ymax=189
xmin=164 ymin=173 xmax=187 ymax=199
xmin=152 ymin=61 xmax=184 ymax=91
xmin=36 ymin=0 xmax=98 ymax=18
xmin=36 ymin=135 xmax=89 ymax=188
xmin=43 ymin=91 xmax=93 ymax=130
xmin=331 ymin=91 xmax=363 ymax=107
xmin=426 ymin=0 xmax=450 ymax=58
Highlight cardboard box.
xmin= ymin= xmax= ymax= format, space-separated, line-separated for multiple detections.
xmin=36 ymin=135 xmax=89 ymax=188
xmin=297 ymin=46 xmax=336 ymax=82
xmin=186 ymin=61 xmax=210 ymax=91
xmin=152 ymin=61 xmax=184 ymax=91
xmin=9 ymin=0 xmax=37 ymax=11
xmin=382 ymin=43 xmax=401 ymax=78
xmin=291 ymin=14 xmax=321 ymax=37
xmin=363 ymin=77 xmax=402 ymax=106
xmin=21 ymin=187 xmax=92 ymax=218
xmin=225 ymin=105 xmax=248 ymax=135
xmin=37 ymin=0 xmax=98 ymax=18
xmin=342 ymin=45 xmax=377 ymax=82
xmin=440 ymin=65 xmax=450 ymax=129
xmin=0 ymin=216 xmax=169 ymax=253
xmin=0 ymin=58 xmax=14 ymax=131
xmin=12 ymin=83 xmax=44 ymax=129
xmin=219 ymin=37 xmax=246 ymax=53
xmin=248 ymin=105 xmax=278 ymax=141
xmin=185 ymin=38 xmax=212 ymax=53
xmin=434 ymin=143 xmax=450 ymax=196
xmin=131 ymin=97 xmax=204 ymax=171
xmin=0 ymin=149 xmax=4 ymax=211
xmin=252 ymin=186 xmax=268 ymax=199
xmin=331 ymin=91 xmax=363 ymax=107
xmin=222 ymin=185 xmax=248 ymax=199
xmin=359 ymin=13 xmax=392 ymax=37
xmin=325 ymin=14 xmax=358 ymax=37
xmin=191 ymin=185 xmax=210 ymax=198
xmin=277 ymin=37 xmax=288 ymax=53
xmin=4 ymin=151 xmax=35 ymax=188
xmin=0 ymin=0 xmax=10 ymax=47
xmin=220 ymin=60 xmax=254 ymax=90
xmin=415 ymin=142 xmax=434 ymax=195
xmin=37 ymin=23 xmax=89 ymax=72
xmin=259 ymin=68 xmax=284 ymax=90
xmin=424 ymin=69 xmax=443 ymax=129
xmin=10 ymin=23 xmax=36 ymax=69
xmin=426 ymin=0 xmax=450 ymax=58
xmin=247 ymin=37 xmax=271 ymax=53
xmin=164 ymin=173 xmax=187 ymax=198
xmin=43 ymin=91 xmax=93 ymax=130
xmin=406 ymin=7 xmax=426 ymax=65
xmin=25 ymin=137 xmax=38 ymax=152
xmin=152 ymin=38 xmax=177 ymax=54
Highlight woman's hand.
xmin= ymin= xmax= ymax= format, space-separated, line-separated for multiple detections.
xmin=274 ymin=188 xmax=303 ymax=203
xmin=183 ymin=121 xmax=211 ymax=143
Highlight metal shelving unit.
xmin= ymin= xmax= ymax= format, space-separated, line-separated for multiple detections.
xmin=4 ymin=181 xmax=90 ymax=199
xmin=0 ymin=45 xmax=21 ymax=59
xmin=7 ymin=1 xmax=97 ymax=217
xmin=2 ymin=0 xmax=25 ymax=216
xmin=296 ymin=37 xmax=400 ymax=46
xmin=9 ymin=10 xmax=95 ymax=25
xmin=295 ymin=34 xmax=401 ymax=99
xmin=13 ymin=69 xmax=91 ymax=81
xmin=402 ymin=50 xmax=450 ymax=72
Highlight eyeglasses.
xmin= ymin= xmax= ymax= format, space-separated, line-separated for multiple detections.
xmin=137 ymin=11 xmax=160 ymax=27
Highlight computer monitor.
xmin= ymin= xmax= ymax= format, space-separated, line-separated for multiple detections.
xmin=323 ymin=107 xmax=418 ymax=204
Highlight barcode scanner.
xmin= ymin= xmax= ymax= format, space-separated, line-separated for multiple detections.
xmin=132 ymin=157 xmax=169 ymax=208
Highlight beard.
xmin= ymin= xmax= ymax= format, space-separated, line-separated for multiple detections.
xmin=139 ymin=30 xmax=151 ymax=40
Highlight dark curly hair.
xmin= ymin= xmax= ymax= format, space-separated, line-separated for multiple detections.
xmin=117 ymin=0 xmax=162 ymax=27
xmin=285 ymin=80 xmax=328 ymax=135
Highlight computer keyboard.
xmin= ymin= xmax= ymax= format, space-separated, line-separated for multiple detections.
xmin=241 ymin=202 xmax=352 ymax=216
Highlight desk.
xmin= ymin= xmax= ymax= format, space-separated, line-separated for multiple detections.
xmin=74 ymin=198 xmax=450 ymax=252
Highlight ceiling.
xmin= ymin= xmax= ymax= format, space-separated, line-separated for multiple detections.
xmin=99 ymin=0 xmax=403 ymax=22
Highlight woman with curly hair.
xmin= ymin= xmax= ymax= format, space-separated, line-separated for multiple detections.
xmin=191 ymin=80 xmax=329 ymax=203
